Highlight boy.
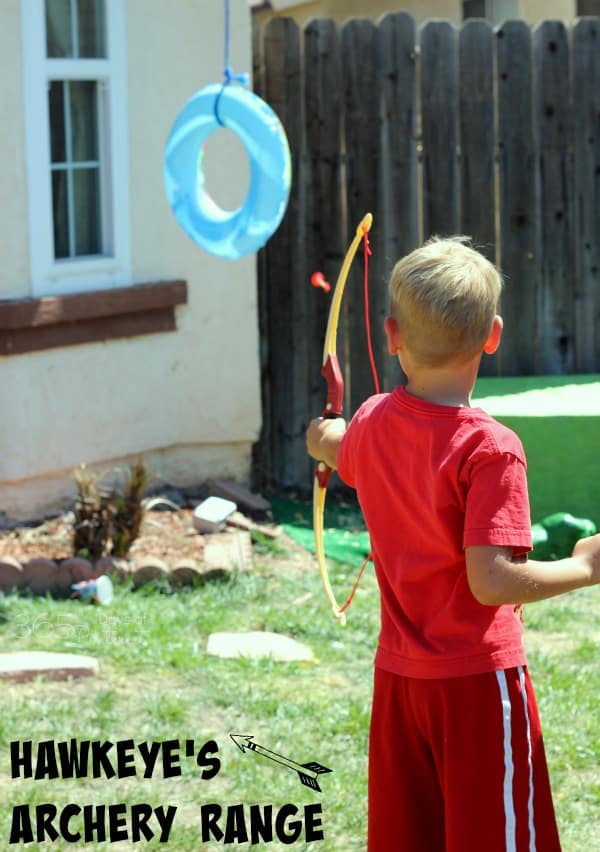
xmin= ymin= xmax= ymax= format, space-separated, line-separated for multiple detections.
xmin=306 ymin=237 xmax=600 ymax=851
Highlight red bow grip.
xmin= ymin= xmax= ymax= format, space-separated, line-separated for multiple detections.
xmin=315 ymin=354 xmax=344 ymax=488
xmin=321 ymin=354 xmax=344 ymax=419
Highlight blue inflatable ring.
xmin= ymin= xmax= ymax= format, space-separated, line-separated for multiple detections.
xmin=164 ymin=83 xmax=291 ymax=260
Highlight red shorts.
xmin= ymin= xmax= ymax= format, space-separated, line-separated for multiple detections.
xmin=368 ymin=666 xmax=561 ymax=851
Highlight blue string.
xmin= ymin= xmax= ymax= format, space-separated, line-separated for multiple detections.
xmin=214 ymin=0 xmax=249 ymax=126
xmin=224 ymin=0 xmax=231 ymax=74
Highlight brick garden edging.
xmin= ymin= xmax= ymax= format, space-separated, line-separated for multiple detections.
xmin=0 ymin=530 xmax=254 ymax=598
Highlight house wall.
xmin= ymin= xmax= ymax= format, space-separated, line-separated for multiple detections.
xmin=525 ymin=0 xmax=575 ymax=23
xmin=0 ymin=0 xmax=261 ymax=522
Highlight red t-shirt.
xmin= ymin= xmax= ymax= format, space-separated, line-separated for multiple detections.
xmin=337 ymin=386 xmax=532 ymax=679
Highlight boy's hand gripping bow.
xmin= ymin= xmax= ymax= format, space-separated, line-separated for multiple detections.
xmin=313 ymin=213 xmax=373 ymax=626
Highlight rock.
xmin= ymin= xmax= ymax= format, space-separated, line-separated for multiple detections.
xmin=22 ymin=558 xmax=59 ymax=596
xmin=193 ymin=497 xmax=237 ymax=533
xmin=59 ymin=557 xmax=94 ymax=582
xmin=169 ymin=563 xmax=202 ymax=589
xmin=132 ymin=559 xmax=169 ymax=589
xmin=206 ymin=631 xmax=315 ymax=662
xmin=206 ymin=479 xmax=271 ymax=516
xmin=53 ymin=564 xmax=76 ymax=598
xmin=196 ymin=566 xmax=228 ymax=584
xmin=0 ymin=560 xmax=25 ymax=592
xmin=0 ymin=651 xmax=98 ymax=682
xmin=94 ymin=556 xmax=130 ymax=583
xmin=52 ymin=557 xmax=94 ymax=598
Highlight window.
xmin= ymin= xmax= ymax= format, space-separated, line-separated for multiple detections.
xmin=577 ymin=0 xmax=600 ymax=14
xmin=46 ymin=0 xmax=106 ymax=58
xmin=463 ymin=0 xmax=487 ymax=17
xmin=462 ymin=0 xmax=519 ymax=24
xmin=22 ymin=0 xmax=131 ymax=296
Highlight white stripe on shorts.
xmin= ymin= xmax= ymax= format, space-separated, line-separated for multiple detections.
xmin=496 ymin=669 xmax=517 ymax=851
xmin=517 ymin=666 xmax=536 ymax=851
xmin=495 ymin=667 xmax=536 ymax=852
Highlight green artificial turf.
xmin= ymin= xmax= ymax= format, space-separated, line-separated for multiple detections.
xmin=473 ymin=375 xmax=600 ymax=529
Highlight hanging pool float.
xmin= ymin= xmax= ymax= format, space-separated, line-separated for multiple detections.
xmin=164 ymin=83 xmax=291 ymax=260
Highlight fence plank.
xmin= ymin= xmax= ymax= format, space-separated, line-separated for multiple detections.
xmin=572 ymin=18 xmax=600 ymax=372
xmin=378 ymin=12 xmax=418 ymax=390
xmin=420 ymin=21 xmax=459 ymax=238
xmin=496 ymin=21 xmax=537 ymax=376
xmin=459 ymin=20 xmax=495 ymax=249
xmin=534 ymin=21 xmax=574 ymax=374
xmin=459 ymin=19 xmax=498 ymax=377
xmin=259 ymin=19 xmax=306 ymax=486
xmin=341 ymin=18 xmax=386 ymax=415
xmin=304 ymin=18 xmax=344 ymax=436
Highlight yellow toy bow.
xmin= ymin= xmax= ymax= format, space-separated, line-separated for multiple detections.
xmin=312 ymin=213 xmax=373 ymax=625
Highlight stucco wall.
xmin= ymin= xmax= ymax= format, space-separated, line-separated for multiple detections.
xmin=0 ymin=1 xmax=262 ymax=522
xmin=524 ymin=0 xmax=575 ymax=24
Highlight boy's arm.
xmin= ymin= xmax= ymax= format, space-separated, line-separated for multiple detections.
xmin=306 ymin=417 xmax=347 ymax=471
xmin=466 ymin=534 xmax=600 ymax=606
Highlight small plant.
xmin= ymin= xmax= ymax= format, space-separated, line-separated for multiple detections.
xmin=111 ymin=459 xmax=155 ymax=557
xmin=72 ymin=458 xmax=177 ymax=559
xmin=72 ymin=464 xmax=114 ymax=559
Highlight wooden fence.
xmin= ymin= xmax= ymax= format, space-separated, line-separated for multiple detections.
xmin=252 ymin=14 xmax=600 ymax=489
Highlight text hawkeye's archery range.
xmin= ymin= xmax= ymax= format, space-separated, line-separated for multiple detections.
xmin=7 ymin=735 xmax=330 ymax=845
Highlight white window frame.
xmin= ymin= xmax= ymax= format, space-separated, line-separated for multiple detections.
xmin=21 ymin=0 xmax=131 ymax=297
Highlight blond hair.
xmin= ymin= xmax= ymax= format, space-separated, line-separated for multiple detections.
xmin=389 ymin=236 xmax=502 ymax=367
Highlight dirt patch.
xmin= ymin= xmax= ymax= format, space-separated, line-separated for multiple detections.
xmin=0 ymin=509 xmax=203 ymax=566
xmin=0 ymin=508 xmax=313 ymax=575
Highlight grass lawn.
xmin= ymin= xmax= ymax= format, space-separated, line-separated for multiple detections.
xmin=0 ymin=532 xmax=598 ymax=850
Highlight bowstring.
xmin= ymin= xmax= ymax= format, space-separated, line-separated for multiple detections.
xmin=338 ymin=226 xmax=379 ymax=616
xmin=362 ymin=228 xmax=380 ymax=394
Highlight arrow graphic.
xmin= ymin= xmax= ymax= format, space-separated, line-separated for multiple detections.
xmin=230 ymin=734 xmax=332 ymax=792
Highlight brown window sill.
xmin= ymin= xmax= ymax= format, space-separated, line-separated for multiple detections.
xmin=0 ymin=280 xmax=187 ymax=356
